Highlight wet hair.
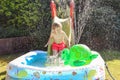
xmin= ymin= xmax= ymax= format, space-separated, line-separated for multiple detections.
xmin=53 ymin=22 xmax=61 ymax=27
xmin=52 ymin=22 xmax=62 ymax=29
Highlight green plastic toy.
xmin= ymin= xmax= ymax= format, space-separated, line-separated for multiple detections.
xmin=61 ymin=44 xmax=98 ymax=66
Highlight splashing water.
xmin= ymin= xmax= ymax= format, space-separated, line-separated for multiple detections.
xmin=75 ymin=0 xmax=94 ymax=44
xmin=75 ymin=0 xmax=120 ymax=50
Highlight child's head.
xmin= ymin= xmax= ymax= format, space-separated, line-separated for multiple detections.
xmin=52 ymin=22 xmax=62 ymax=30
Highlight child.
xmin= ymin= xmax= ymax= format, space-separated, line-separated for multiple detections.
xmin=45 ymin=21 xmax=69 ymax=58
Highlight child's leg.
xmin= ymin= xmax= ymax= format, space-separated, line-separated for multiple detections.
xmin=53 ymin=50 xmax=58 ymax=57
xmin=52 ymin=42 xmax=59 ymax=57
xmin=58 ymin=50 xmax=63 ymax=64
xmin=52 ymin=50 xmax=59 ymax=65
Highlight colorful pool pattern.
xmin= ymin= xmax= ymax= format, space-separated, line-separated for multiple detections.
xmin=6 ymin=50 xmax=105 ymax=80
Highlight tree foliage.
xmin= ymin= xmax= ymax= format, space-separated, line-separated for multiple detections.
xmin=0 ymin=0 xmax=41 ymax=38
xmin=0 ymin=0 xmax=41 ymax=27
xmin=0 ymin=0 xmax=51 ymax=50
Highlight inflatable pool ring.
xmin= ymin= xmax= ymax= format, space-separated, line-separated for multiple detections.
xmin=6 ymin=50 xmax=105 ymax=80
xmin=61 ymin=44 xmax=98 ymax=66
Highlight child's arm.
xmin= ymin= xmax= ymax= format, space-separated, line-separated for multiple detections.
xmin=63 ymin=31 xmax=70 ymax=47
xmin=44 ymin=32 xmax=54 ymax=47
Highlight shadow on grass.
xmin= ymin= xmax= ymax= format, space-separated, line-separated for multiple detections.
xmin=100 ymin=50 xmax=120 ymax=61
xmin=0 ymin=53 xmax=24 ymax=80
xmin=99 ymin=50 xmax=120 ymax=80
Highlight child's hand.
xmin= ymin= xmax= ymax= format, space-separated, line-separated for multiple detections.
xmin=68 ymin=42 xmax=70 ymax=48
xmin=44 ymin=44 xmax=48 ymax=47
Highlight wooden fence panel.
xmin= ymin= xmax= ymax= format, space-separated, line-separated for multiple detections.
xmin=0 ymin=37 xmax=33 ymax=55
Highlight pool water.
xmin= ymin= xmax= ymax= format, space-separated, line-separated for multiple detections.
xmin=23 ymin=51 xmax=64 ymax=67
xmin=21 ymin=50 xmax=47 ymax=67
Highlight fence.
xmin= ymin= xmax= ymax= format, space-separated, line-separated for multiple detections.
xmin=0 ymin=37 xmax=33 ymax=55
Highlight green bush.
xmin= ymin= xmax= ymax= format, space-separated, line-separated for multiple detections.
xmin=0 ymin=0 xmax=52 ymax=50
xmin=0 ymin=0 xmax=41 ymax=38
xmin=28 ymin=0 xmax=51 ymax=50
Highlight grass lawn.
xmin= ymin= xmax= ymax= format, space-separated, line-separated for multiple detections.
xmin=0 ymin=53 xmax=23 ymax=80
xmin=0 ymin=50 xmax=120 ymax=80
xmin=100 ymin=50 xmax=120 ymax=80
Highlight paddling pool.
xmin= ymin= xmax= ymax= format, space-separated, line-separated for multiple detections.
xmin=6 ymin=50 xmax=105 ymax=80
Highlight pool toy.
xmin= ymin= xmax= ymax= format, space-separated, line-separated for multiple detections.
xmin=61 ymin=44 xmax=98 ymax=66
xmin=6 ymin=50 xmax=105 ymax=80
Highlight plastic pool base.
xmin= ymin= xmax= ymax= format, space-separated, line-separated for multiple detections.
xmin=6 ymin=50 xmax=105 ymax=80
